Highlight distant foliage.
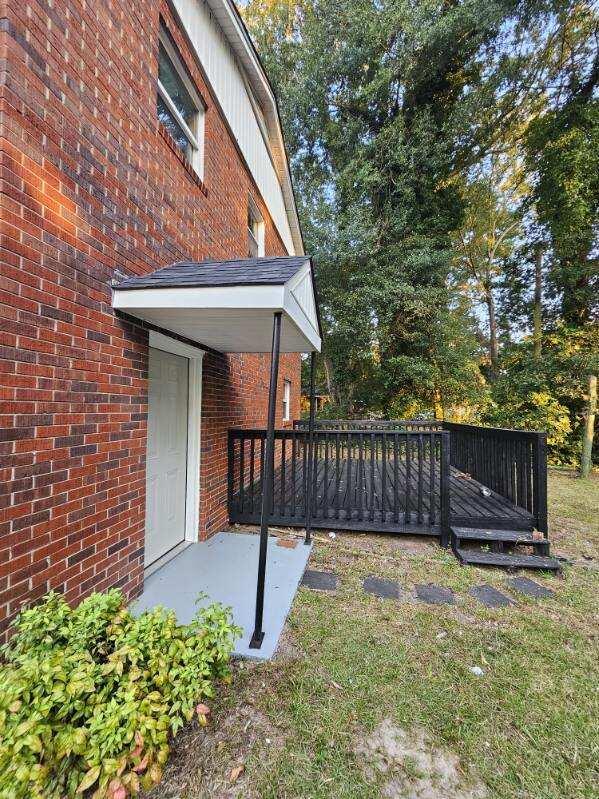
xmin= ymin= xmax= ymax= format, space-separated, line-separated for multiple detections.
xmin=483 ymin=324 xmax=598 ymax=463
xmin=0 ymin=591 xmax=239 ymax=799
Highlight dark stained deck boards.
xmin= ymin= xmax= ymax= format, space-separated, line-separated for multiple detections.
xmin=230 ymin=454 xmax=534 ymax=533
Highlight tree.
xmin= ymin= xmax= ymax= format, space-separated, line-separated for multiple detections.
xmin=245 ymin=0 xmax=598 ymax=466
xmin=581 ymin=374 xmax=597 ymax=477
xmin=244 ymin=0 xmax=526 ymax=416
xmin=453 ymin=158 xmax=524 ymax=378
xmin=523 ymin=2 xmax=598 ymax=469
xmin=526 ymin=98 xmax=599 ymax=325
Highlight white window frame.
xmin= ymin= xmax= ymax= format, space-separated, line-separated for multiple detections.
xmin=282 ymin=378 xmax=291 ymax=422
xmin=248 ymin=196 xmax=265 ymax=257
xmin=158 ymin=26 xmax=205 ymax=180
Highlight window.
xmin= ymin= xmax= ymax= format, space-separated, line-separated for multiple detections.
xmin=247 ymin=197 xmax=265 ymax=257
xmin=282 ymin=379 xmax=291 ymax=422
xmin=157 ymin=27 xmax=204 ymax=178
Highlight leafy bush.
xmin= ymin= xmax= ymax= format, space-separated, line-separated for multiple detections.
xmin=0 ymin=590 xmax=239 ymax=799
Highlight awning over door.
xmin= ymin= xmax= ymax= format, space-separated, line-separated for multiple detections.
xmin=112 ymin=256 xmax=322 ymax=354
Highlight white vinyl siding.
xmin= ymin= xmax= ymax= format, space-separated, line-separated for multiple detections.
xmin=171 ymin=0 xmax=295 ymax=254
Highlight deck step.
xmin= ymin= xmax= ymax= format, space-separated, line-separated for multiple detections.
xmin=454 ymin=548 xmax=561 ymax=571
xmin=451 ymin=527 xmax=541 ymax=545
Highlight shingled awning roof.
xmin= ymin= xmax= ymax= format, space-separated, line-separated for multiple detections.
xmin=112 ymin=256 xmax=321 ymax=353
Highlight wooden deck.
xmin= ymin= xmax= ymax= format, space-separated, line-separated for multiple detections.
xmin=230 ymin=455 xmax=534 ymax=534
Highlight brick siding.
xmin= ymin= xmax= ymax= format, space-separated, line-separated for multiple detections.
xmin=0 ymin=0 xmax=301 ymax=639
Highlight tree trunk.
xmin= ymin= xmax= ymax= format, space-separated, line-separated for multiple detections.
xmin=322 ymin=354 xmax=339 ymax=406
xmin=433 ymin=388 xmax=444 ymax=421
xmin=533 ymin=247 xmax=543 ymax=359
xmin=484 ymin=278 xmax=499 ymax=377
xmin=580 ymin=374 xmax=597 ymax=478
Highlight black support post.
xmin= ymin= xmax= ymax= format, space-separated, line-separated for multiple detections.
xmin=304 ymin=351 xmax=317 ymax=544
xmin=534 ymin=432 xmax=548 ymax=538
xmin=250 ymin=312 xmax=282 ymax=649
xmin=440 ymin=430 xmax=451 ymax=548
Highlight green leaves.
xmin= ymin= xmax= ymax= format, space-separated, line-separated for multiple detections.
xmin=525 ymin=96 xmax=599 ymax=325
xmin=0 ymin=591 xmax=239 ymax=798
xmin=77 ymin=765 xmax=101 ymax=793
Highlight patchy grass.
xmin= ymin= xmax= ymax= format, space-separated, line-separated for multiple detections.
xmin=146 ymin=473 xmax=599 ymax=799
xmin=547 ymin=467 xmax=599 ymax=561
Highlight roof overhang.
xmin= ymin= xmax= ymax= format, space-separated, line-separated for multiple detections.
xmin=112 ymin=257 xmax=322 ymax=354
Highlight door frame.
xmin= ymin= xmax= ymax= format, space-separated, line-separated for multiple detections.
xmin=148 ymin=331 xmax=204 ymax=546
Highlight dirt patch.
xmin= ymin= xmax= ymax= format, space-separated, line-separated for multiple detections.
xmin=274 ymin=626 xmax=305 ymax=662
xmin=142 ymin=667 xmax=285 ymax=799
xmin=355 ymin=719 xmax=488 ymax=799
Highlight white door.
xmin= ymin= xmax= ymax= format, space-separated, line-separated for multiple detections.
xmin=145 ymin=347 xmax=189 ymax=566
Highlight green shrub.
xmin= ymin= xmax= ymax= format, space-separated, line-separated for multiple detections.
xmin=0 ymin=590 xmax=240 ymax=799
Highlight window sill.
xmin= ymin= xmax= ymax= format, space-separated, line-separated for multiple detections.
xmin=158 ymin=123 xmax=208 ymax=197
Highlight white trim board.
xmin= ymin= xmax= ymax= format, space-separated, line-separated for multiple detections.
xmin=114 ymin=284 xmax=322 ymax=353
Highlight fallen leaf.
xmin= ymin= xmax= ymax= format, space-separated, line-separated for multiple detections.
xmin=230 ymin=764 xmax=245 ymax=782
xmin=132 ymin=754 xmax=149 ymax=773
xmin=276 ymin=538 xmax=298 ymax=549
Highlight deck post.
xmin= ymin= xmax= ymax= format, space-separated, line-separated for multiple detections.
xmin=440 ymin=430 xmax=451 ymax=548
xmin=534 ymin=432 xmax=548 ymax=537
xmin=304 ymin=351 xmax=316 ymax=544
xmin=250 ymin=311 xmax=282 ymax=649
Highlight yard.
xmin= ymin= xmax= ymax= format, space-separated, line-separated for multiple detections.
xmin=145 ymin=468 xmax=598 ymax=799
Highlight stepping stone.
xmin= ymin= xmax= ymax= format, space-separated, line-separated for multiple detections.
xmin=507 ymin=576 xmax=555 ymax=599
xmin=301 ymin=569 xmax=337 ymax=591
xmin=469 ymin=584 xmax=514 ymax=608
xmin=415 ymin=583 xmax=455 ymax=605
xmin=363 ymin=576 xmax=401 ymax=599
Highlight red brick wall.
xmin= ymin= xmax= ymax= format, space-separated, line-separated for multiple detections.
xmin=0 ymin=0 xmax=302 ymax=638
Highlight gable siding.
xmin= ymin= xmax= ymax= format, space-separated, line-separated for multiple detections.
xmin=172 ymin=0 xmax=295 ymax=255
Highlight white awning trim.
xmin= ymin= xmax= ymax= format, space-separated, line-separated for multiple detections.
xmin=113 ymin=278 xmax=321 ymax=354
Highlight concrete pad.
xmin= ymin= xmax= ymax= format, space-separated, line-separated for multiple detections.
xmin=469 ymin=584 xmax=514 ymax=608
xmin=506 ymin=576 xmax=555 ymax=599
xmin=416 ymin=583 xmax=455 ymax=605
xmin=133 ymin=532 xmax=312 ymax=661
xmin=301 ymin=569 xmax=337 ymax=591
xmin=363 ymin=576 xmax=401 ymax=599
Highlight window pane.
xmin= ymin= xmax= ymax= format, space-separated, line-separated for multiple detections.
xmin=157 ymin=95 xmax=189 ymax=153
xmin=248 ymin=230 xmax=259 ymax=258
xmin=158 ymin=43 xmax=196 ymax=126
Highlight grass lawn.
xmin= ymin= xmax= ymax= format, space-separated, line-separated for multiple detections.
xmin=146 ymin=469 xmax=599 ymax=799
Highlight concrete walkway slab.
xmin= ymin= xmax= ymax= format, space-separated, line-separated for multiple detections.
xmin=301 ymin=569 xmax=337 ymax=591
xmin=470 ymin=584 xmax=514 ymax=608
xmin=363 ymin=576 xmax=401 ymax=599
xmin=507 ymin=576 xmax=555 ymax=599
xmin=133 ymin=532 xmax=312 ymax=660
xmin=416 ymin=583 xmax=455 ymax=605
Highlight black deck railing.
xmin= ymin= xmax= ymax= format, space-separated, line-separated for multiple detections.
xmin=228 ymin=427 xmax=451 ymax=540
xmin=442 ymin=422 xmax=548 ymax=535
xmin=293 ymin=419 xmax=441 ymax=431
xmin=228 ymin=420 xmax=547 ymax=540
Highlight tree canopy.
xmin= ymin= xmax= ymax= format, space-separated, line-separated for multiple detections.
xmin=244 ymin=0 xmax=598 ymax=465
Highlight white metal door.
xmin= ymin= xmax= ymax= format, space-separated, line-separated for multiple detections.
xmin=145 ymin=347 xmax=188 ymax=566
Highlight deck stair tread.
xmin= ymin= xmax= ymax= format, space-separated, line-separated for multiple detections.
xmin=451 ymin=527 xmax=540 ymax=544
xmin=454 ymin=548 xmax=560 ymax=571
